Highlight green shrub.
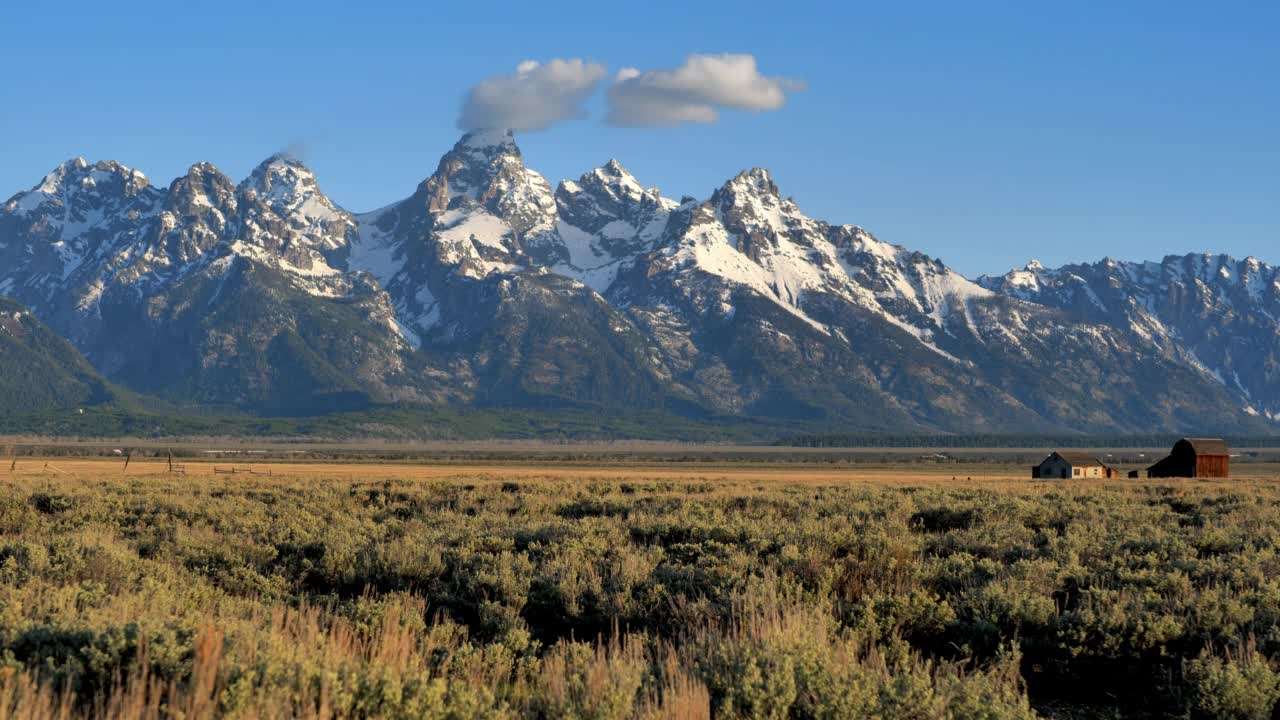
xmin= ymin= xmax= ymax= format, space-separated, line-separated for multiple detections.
xmin=1186 ymin=645 xmax=1280 ymax=720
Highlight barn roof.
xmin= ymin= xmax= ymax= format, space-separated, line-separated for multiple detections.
xmin=1045 ymin=451 xmax=1106 ymax=467
xmin=1179 ymin=438 xmax=1229 ymax=456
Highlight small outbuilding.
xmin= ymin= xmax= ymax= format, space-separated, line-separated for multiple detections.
xmin=1145 ymin=438 xmax=1230 ymax=478
xmin=1033 ymin=451 xmax=1115 ymax=479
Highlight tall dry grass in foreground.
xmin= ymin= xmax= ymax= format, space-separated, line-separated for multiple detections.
xmin=0 ymin=471 xmax=1278 ymax=717
xmin=0 ymin=594 xmax=1028 ymax=719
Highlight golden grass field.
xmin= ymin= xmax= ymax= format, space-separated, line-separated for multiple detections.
xmin=10 ymin=455 xmax=1280 ymax=488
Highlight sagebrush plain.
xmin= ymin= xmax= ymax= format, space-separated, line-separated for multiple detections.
xmin=2 ymin=458 xmax=1279 ymax=718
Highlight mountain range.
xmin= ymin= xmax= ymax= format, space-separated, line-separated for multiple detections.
xmin=1 ymin=129 xmax=1275 ymax=435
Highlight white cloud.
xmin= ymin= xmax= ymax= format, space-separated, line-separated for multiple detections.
xmin=606 ymin=54 xmax=804 ymax=128
xmin=457 ymin=58 xmax=608 ymax=133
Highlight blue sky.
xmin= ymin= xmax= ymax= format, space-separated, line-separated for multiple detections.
xmin=2 ymin=0 xmax=1275 ymax=276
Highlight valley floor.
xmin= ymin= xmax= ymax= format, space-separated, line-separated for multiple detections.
xmin=2 ymin=459 xmax=1280 ymax=718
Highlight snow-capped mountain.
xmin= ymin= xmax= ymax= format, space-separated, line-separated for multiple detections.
xmin=554 ymin=159 xmax=679 ymax=292
xmin=0 ymin=159 xmax=163 ymax=311
xmin=980 ymin=255 xmax=1280 ymax=422
xmin=0 ymin=156 xmax=431 ymax=413
xmin=236 ymin=154 xmax=355 ymax=274
xmin=601 ymin=166 xmax=1259 ymax=430
xmin=0 ymin=131 xmax=1270 ymax=432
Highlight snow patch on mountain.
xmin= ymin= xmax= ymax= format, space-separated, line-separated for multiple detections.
xmin=348 ymin=206 xmax=405 ymax=288
xmin=552 ymin=220 xmax=629 ymax=292
xmin=435 ymin=208 xmax=512 ymax=253
xmin=227 ymin=241 xmax=340 ymax=278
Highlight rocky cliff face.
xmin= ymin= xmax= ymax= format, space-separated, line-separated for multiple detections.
xmin=0 ymin=132 xmax=1271 ymax=432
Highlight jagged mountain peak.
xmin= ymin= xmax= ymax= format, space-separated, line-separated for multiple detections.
xmin=244 ymin=153 xmax=317 ymax=187
xmin=434 ymin=128 xmax=530 ymax=186
xmin=588 ymin=159 xmax=656 ymax=195
xmin=238 ymin=153 xmax=343 ymax=225
xmin=434 ymin=129 xmax=527 ymax=185
xmin=562 ymin=158 xmax=671 ymax=211
xmin=0 ymin=158 xmax=162 ymax=302
xmin=587 ymin=159 xmax=643 ymax=190
xmin=550 ymin=159 xmax=678 ymax=292
xmin=58 ymin=156 xmax=91 ymax=172
xmin=86 ymin=159 xmax=143 ymax=177
xmin=720 ymin=167 xmax=780 ymax=198
xmin=418 ymin=130 xmax=555 ymax=235
xmin=4 ymin=158 xmax=152 ymax=215
xmin=704 ymin=168 xmax=797 ymax=247
xmin=242 ymin=155 xmax=317 ymax=203
xmin=710 ymin=168 xmax=791 ymax=229
xmin=182 ymin=161 xmax=226 ymax=178
xmin=236 ymin=153 xmax=353 ymax=260
xmin=457 ymin=128 xmax=518 ymax=152
xmin=165 ymin=163 xmax=236 ymax=213
xmin=32 ymin=157 xmax=92 ymax=193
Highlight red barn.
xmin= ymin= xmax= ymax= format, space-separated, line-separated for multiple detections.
xmin=1145 ymin=438 xmax=1230 ymax=478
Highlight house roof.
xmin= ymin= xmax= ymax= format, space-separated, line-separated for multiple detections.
xmin=1044 ymin=451 xmax=1106 ymax=467
xmin=1179 ymin=438 xmax=1228 ymax=456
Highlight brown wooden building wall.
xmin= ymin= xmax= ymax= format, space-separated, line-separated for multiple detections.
xmin=1195 ymin=454 xmax=1230 ymax=478
xmin=1146 ymin=438 xmax=1229 ymax=478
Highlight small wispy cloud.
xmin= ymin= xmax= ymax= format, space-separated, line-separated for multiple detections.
xmin=457 ymin=58 xmax=608 ymax=133
xmin=606 ymin=54 xmax=805 ymax=128
xmin=278 ymin=140 xmax=310 ymax=161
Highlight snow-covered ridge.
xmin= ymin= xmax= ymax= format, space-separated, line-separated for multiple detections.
xmin=3 ymin=158 xmax=156 ymax=217
xmin=639 ymin=165 xmax=997 ymax=361
xmin=242 ymin=154 xmax=325 ymax=205
xmin=1 ymin=130 xmax=1276 ymax=430
xmin=980 ymin=253 xmax=1280 ymax=310
xmin=0 ymin=131 xmax=1003 ymax=358
xmin=8 ymin=159 xmax=106 ymax=213
xmin=4 ymin=133 xmax=1271 ymax=409
xmin=236 ymin=154 xmax=354 ymax=282
xmin=978 ymin=252 xmax=1280 ymax=421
